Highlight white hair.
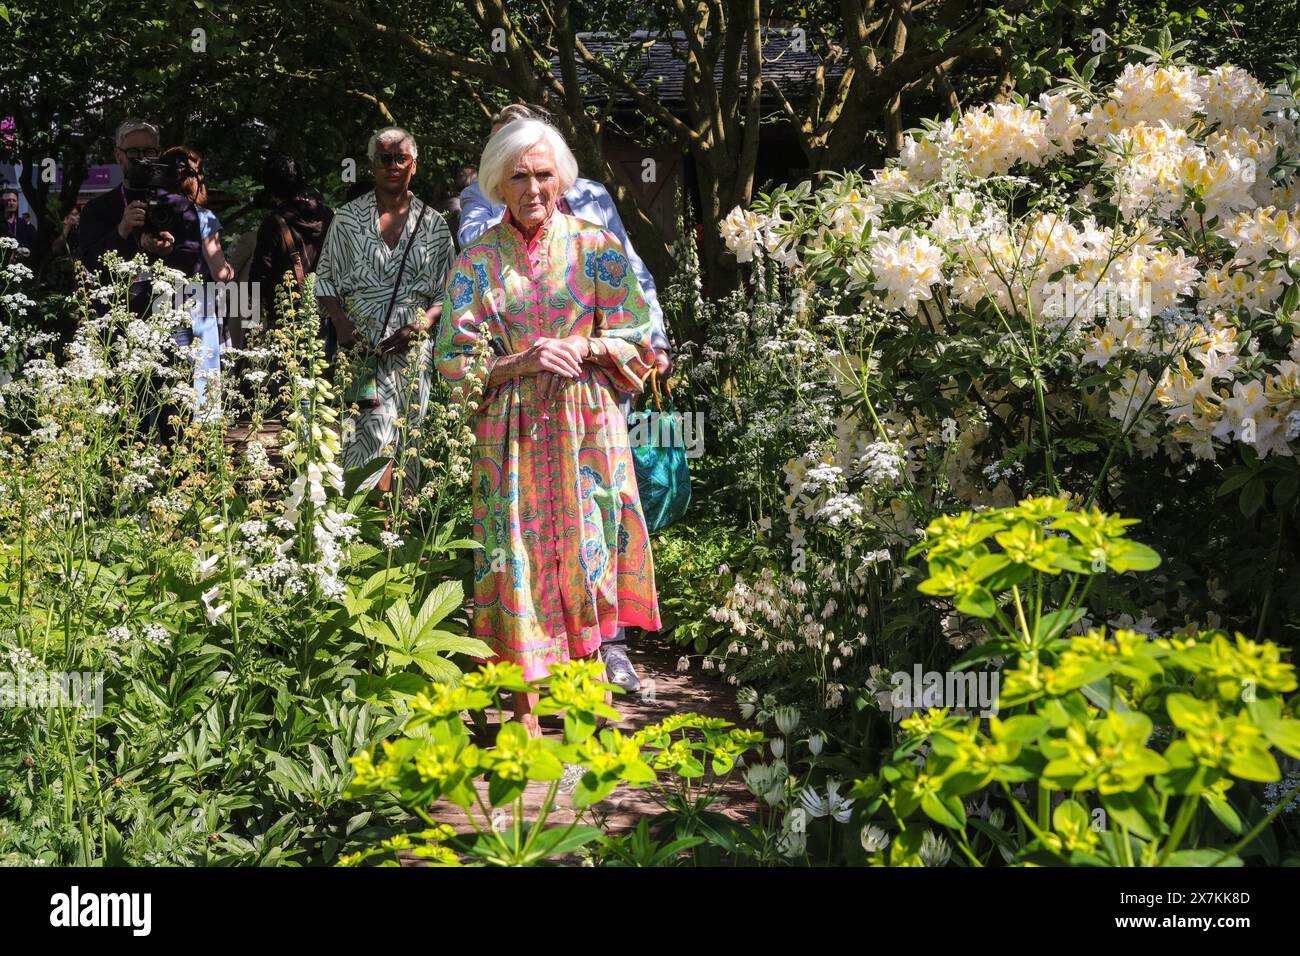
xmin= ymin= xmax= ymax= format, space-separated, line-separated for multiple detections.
xmin=478 ymin=119 xmax=578 ymax=206
xmin=114 ymin=119 xmax=159 ymax=148
xmin=367 ymin=127 xmax=419 ymax=163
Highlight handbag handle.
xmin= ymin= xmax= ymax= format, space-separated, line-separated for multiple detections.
xmin=648 ymin=368 xmax=664 ymax=411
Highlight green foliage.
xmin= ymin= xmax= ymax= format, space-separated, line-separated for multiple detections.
xmin=854 ymin=498 xmax=1300 ymax=866
xmin=0 ymin=258 xmax=481 ymax=864
xmin=652 ymin=515 xmax=763 ymax=654
xmin=340 ymin=662 xmax=764 ymax=866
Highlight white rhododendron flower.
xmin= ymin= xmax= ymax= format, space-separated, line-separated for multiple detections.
xmin=861 ymin=227 xmax=945 ymax=315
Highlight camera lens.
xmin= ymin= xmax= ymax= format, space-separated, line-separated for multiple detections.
xmin=148 ymin=202 xmax=175 ymax=232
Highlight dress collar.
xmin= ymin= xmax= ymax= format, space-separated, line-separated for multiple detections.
xmin=505 ymin=206 xmax=559 ymax=255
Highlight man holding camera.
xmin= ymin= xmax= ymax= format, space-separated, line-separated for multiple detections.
xmin=78 ymin=119 xmax=177 ymax=291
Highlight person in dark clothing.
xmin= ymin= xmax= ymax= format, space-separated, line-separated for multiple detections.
xmin=249 ymin=153 xmax=334 ymax=330
xmin=1 ymin=185 xmax=38 ymax=254
xmin=37 ymin=204 xmax=84 ymax=343
xmin=78 ymin=120 xmax=178 ymax=290
xmin=246 ymin=155 xmax=334 ymax=419
xmin=49 ymin=205 xmax=81 ymax=258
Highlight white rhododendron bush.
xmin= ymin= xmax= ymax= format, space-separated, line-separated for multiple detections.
xmin=684 ymin=55 xmax=1300 ymax=711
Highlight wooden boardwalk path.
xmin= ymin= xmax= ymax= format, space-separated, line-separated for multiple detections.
xmin=407 ymin=635 xmax=762 ymax=860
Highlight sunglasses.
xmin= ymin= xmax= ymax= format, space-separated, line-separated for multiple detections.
xmin=122 ymin=147 xmax=161 ymax=159
xmin=376 ymin=152 xmax=414 ymax=168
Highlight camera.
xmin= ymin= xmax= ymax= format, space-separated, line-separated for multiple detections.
xmin=124 ymin=157 xmax=183 ymax=235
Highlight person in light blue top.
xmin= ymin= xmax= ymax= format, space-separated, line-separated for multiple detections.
xmin=458 ymin=103 xmax=675 ymax=695
xmin=165 ymin=146 xmax=235 ymax=416
xmin=192 ymin=205 xmax=225 ymax=409
xmin=458 ymin=105 xmax=672 ymax=374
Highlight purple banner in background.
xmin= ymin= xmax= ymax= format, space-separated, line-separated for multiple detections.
xmin=82 ymin=167 xmax=113 ymax=186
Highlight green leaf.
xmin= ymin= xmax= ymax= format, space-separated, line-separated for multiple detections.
xmin=431 ymin=538 xmax=482 ymax=553
xmin=952 ymin=639 xmax=1019 ymax=671
xmin=921 ymin=791 xmax=966 ymax=829
xmin=1280 ymin=281 xmax=1300 ymax=320
xmin=1105 ymin=540 xmax=1162 ymax=573
xmin=357 ymin=616 xmax=397 ymax=647
xmin=969 ymin=817 xmax=1017 ymax=854
xmin=1240 ymin=479 xmax=1266 ymax=517
xmin=1034 ymin=607 xmax=1086 ymax=644
xmin=345 ymin=457 xmax=392 ymax=497
xmin=1052 ymin=798 xmax=1090 ymax=835
xmin=414 ymin=655 xmax=464 ymax=684
xmin=1259 ymin=717 xmax=1300 ymax=758
xmin=992 ymin=715 xmax=1048 ymax=743
xmin=487 ymin=772 xmax=526 ymax=807
xmin=1080 ymin=678 xmax=1131 ymax=713
xmin=386 ymin=599 xmax=414 ymax=641
xmin=420 ymin=632 xmax=492 ymax=658
xmin=523 ymin=825 xmax=604 ymax=861
xmin=1203 ymin=795 xmax=1243 ymax=836
xmin=966 ymin=553 xmax=1010 ymax=583
xmin=1216 ymin=470 xmax=1253 ymax=498
xmin=955 ymin=585 xmax=997 ymax=619
xmin=415 ymin=580 xmax=464 ymax=636
xmin=1166 ymin=848 xmax=1243 ymax=866
xmin=1101 ymin=789 xmax=1163 ymax=841
xmin=564 ymin=708 xmax=598 ymax=745
xmin=572 ymin=770 xmax=621 ymax=807
xmin=1227 ymin=744 xmax=1280 ymax=782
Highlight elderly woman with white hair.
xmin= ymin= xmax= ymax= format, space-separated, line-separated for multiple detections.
xmin=436 ymin=118 xmax=661 ymax=736
xmin=316 ymin=126 xmax=455 ymax=494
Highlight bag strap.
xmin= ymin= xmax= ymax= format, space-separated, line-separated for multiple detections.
xmin=648 ymin=368 xmax=664 ymax=411
xmin=379 ymin=202 xmax=428 ymax=339
xmin=274 ymin=214 xmax=306 ymax=289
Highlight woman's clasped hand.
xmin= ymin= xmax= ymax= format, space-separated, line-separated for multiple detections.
xmin=524 ymin=334 xmax=591 ymax=399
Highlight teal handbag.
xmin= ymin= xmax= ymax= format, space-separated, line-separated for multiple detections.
xmin=627 ymin=372 xmax=692 ymax=532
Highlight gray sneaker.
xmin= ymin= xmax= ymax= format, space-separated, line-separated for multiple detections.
xmin=602 ymin=643 xmax=641 ymax=694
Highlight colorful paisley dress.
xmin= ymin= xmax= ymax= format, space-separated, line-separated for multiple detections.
xmin=435 ymin=210 xmax=661 ymax=680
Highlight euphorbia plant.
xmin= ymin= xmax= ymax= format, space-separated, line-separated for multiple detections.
xmin=852 ymin=496 xmax=1300 ymax=866
xmin=339 ymin=660 xmax=764 ymax=866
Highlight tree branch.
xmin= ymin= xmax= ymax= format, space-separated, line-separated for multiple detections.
xmin=313 ymin=0 xmax=504 ymax=86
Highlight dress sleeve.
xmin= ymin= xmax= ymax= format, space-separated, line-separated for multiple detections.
xmin=199 ymin=207 xmax=222 ymax=239
xmin=313 ymin=206 xmax=349 ymax=300
xmin=591 ymin=235 xmax=655 ymax=397
xmin=435 ymin=250 xmax=497 ymax=414
xmin=424 ymin=211 xmax=456 ymax=300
